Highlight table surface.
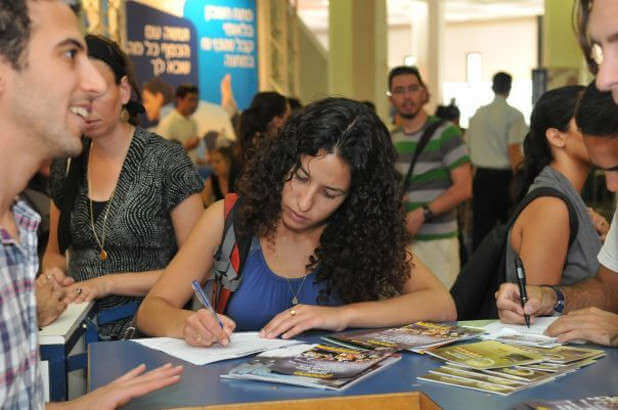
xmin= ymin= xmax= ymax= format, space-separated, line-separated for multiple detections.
xmin=39 ymin=302 xmax=93 ymax=345
xmin=88 ymin=330 xmax=618 ymax=410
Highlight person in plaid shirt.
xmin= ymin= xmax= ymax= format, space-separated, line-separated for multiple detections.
xmin=0 ymin=1 xmax=182 ymax=408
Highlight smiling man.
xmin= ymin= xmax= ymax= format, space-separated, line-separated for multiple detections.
xmin=0 ymin=1 xmax=182 ymax=408
xmin=495 ymin=0 xmax=618 ymax=347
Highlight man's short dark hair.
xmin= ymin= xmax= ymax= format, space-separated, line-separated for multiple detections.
xmin=388 ymin=65 xmax=425 ymax=90
xmin=143 ymin=76 xmax=174 ymax=104
xmin=176 ymin=84 xmax=198 ymax=99
xmin=575 ymin=81 xmax=618 ymax=138
xmin=0 ymin=0 xmax=32 ymax=70
xmin=492 ymin=72 xmax=512 ymax=95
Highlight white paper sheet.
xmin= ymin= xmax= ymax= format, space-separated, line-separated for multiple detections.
xmin=482 ymin=317 xmax=560 ymax=347
xmin=132 ymin=332 xmax=300 ymax=365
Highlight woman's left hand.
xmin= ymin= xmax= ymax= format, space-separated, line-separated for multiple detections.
xmin=65 ymin=277 xmax=110 ymax=303
xmin=260 ymin=304 xmax=350 ymax=339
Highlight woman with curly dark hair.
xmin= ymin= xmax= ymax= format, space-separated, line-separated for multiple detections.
xmin=137 ymin=98 xmax=455 ymax=346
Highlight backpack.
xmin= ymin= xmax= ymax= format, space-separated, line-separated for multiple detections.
xmin=203 ymin=193 xmax=252 ymax=314
xmin=450 ymin=187 xmax=579 ymax=320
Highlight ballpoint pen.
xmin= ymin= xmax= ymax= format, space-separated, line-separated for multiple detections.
xmin=191 ymin=280 xmax=224 ymax=329
xmin=514 ymin=256 xmax=531 ymax=328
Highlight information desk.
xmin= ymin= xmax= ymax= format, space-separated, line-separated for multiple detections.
xmin=88 ymin=330 xmax=618 ymax=410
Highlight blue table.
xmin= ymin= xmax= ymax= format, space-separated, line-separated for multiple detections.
xmin=88 ymin=332 xmax=618 ymax=409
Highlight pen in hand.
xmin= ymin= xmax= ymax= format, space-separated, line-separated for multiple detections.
xmin=191 ymin=280 xmax=226 ymax=331
xmin=514 ymin=256 xmax=531 ymax=328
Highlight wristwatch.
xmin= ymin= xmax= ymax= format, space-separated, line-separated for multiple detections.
xmin=421 ymin=204 xmax=434 ymax=221
xmin=544 ymin=285 xmax=565 ymax=315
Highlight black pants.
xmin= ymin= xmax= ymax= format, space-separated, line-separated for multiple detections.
xmin=472 ymin=167 xmax=513 ymax=250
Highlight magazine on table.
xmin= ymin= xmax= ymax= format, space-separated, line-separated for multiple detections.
xmin=426 ymin=340 xmax=544 ymax=370
xmin=447 ymin=362 xmax=555 ymax=383
xmin=514 ymin=395 xmax=618 ymax=409
xmin=221 ymin=343 xmax=400 ymax=391
xmin=509 ymin=344 xmax=605 ymax=364
xmin=417 ymin=371 xmax=518 ymax=396
xmin=322 ymin=322 xmax=485 ymax=352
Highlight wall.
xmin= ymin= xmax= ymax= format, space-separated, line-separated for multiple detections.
xmin=297 ymin=17 xmax=329 ymax=103
xmin=444 ymin=17 xmax=537 ymax=83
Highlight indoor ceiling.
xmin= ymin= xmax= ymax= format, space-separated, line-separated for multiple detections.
xmin=297 ymin=0 xmax=545 ymax=31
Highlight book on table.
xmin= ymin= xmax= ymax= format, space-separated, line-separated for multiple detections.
xmin=221 ymin=343 xmax=400 ymax=391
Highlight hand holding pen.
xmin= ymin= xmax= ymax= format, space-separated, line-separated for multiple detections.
xmin=183 ymin=280 xmax=235 ymax=347
xmin=514 ymin=256 xmax=531 ymax=328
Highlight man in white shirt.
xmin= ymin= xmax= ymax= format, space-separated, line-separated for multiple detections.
xmin=157 ymin=84 xmax=200 ymax=161
xmin=467 ymin=72 xmax=528 ymax=249
xmin=496 ymin=0 xmax=618 ymax=347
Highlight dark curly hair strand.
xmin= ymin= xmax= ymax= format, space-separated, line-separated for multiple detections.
xmin=236 ymin=97 xmax=411 ymax=304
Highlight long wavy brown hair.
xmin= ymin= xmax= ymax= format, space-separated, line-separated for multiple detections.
xmin=235 ymin=97 xmax=411 ymax=303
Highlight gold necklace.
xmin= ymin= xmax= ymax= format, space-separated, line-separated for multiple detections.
xmin=286 ymin=273 xmax=309 ymax=306
xmin=87 ymin=142 xmax=118 ymax=261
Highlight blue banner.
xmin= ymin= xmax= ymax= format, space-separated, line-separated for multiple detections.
xmin=125 ymin=0 xmax=258 ymax=125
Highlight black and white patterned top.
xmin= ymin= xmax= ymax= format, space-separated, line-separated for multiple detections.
xmin=50 ymin=127 xmax=204 ymax=338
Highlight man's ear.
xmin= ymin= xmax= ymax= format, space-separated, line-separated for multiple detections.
xmin=422 ymin=88 xmax=430 ymax=104
xmin=546 ymin=127 xmax=566 ymax=148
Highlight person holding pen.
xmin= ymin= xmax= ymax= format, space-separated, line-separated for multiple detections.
xmin=496 ymin=0 xmax=618 ymax=347
xmin=136 ymin=98 xmax=456 ymax=347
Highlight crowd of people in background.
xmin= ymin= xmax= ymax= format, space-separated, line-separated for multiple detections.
xmin=1 ymin=0 xmax=618 ymax=408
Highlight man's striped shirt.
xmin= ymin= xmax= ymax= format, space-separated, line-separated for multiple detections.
xmin=392 ymin=116 xmax=470 ymax=241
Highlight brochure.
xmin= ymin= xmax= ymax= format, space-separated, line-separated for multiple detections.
xmin=516 ymin=396 xmax=618 ymax=409
xmin=427 ymin=340 xmax=544 ymax=369
xmin=322 ymin=322 xmax=485 ymax=352
xmin=510 ymin=344 xmax=605 ymax=364
xmin=221 ymin=343 xmax=401 ymax=391
xmin=418 ymin=372 xmax=517 ymax=396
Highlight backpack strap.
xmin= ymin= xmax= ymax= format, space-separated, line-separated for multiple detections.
xmin=507 ymin=187 xmax=579 ymax=247
xmin=204 ymin=193 xmax=252 ymax=314
xmin=402 ymin=119 xmax=446 ymax=195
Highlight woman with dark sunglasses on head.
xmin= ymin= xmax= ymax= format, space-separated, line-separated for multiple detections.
xmin=42 ymin=35 xmax=204 ymax=339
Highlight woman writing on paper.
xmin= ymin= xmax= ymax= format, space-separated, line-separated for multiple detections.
xmin=137 ymin=98 xmax=456 ymax=346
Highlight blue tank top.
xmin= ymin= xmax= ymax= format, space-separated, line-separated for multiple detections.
xmin=225 ymin=238 xmax=340 ymax=331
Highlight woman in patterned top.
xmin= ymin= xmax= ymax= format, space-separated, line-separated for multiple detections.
xmin=42 ymin=35 xmax=204 ymax=339
xmin=137 ymin=98 xmax=456 ymax=346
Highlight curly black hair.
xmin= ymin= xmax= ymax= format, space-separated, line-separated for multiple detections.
xmin=235 ymin=97 xmax=411 ymax=303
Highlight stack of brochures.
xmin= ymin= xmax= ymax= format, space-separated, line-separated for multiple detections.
xmin=417 ymin=340 xmax=606 ymax=395
xmin=321 ymin=322 xmax=485 ymax=352
xmin=515 ymin=395 xmax=618 ymax=409
xmin=221 ymin=343 xmax=401 ymax=391
xmin=221 ymin=322 xmax=484 ymax=390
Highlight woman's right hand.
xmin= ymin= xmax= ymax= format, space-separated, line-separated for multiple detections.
xmin=182 ymin=309 xmax=235 ymax=347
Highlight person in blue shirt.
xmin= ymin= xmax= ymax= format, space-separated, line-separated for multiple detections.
xmin=137 ymin=97 xmax=456 ymax=347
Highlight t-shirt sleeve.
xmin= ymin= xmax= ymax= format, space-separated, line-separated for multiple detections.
xmin=440 ymin=124 xmax=470 ymax=170
xmin=508 ymin=111 xmax=528 ymax=145
xmin=598 ymin=210 xmax=618 ymax=272
xmin=48 ymin=158 xmax=69 ymax=209
xmin=161 ymin=142 xmax=204 ymax=212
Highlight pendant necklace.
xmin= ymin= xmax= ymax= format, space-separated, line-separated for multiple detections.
xmin=286 ymin=273 xmax=309 ymax=306
xmin=87 ymin=142 xmax=118 ymax=261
